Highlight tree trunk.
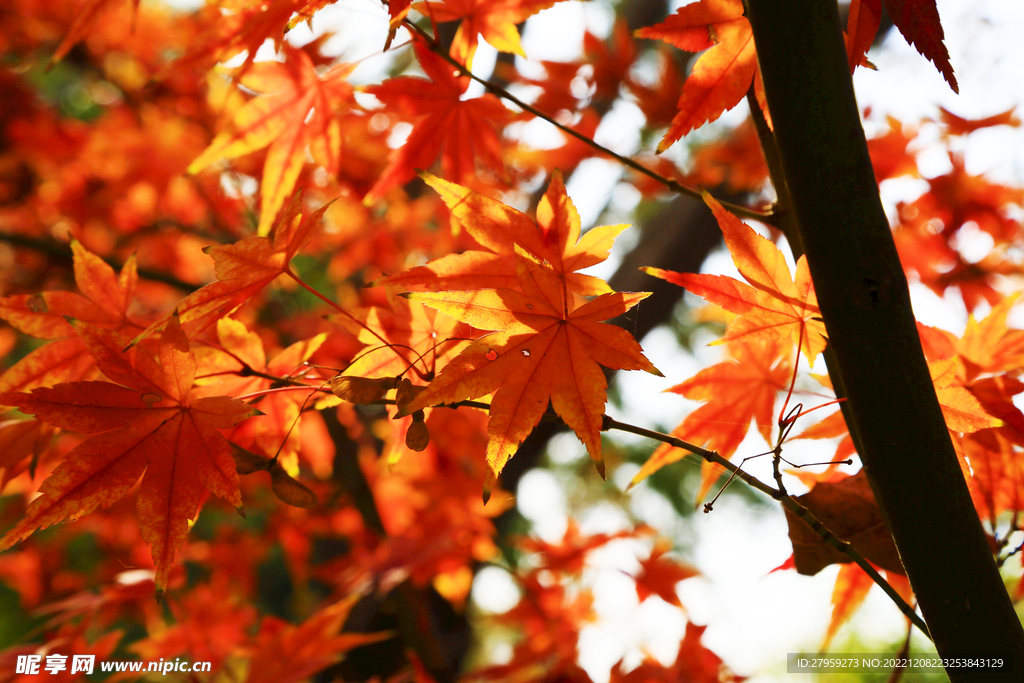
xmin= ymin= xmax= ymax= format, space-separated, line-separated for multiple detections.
xmin=743 ymin=0 xmax=1024 ymax=678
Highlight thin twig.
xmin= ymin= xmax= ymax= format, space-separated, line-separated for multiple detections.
xmin=602 ymin=416 xmax=931 ymax=639
xmin=402 ymin=20 xmax=777 ymax=226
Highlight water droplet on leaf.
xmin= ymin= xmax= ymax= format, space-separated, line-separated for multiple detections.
xmin=522 ymin=349 xmax=531 ymax=357
xmin=485 ymin=349 xmax=498 ymax=360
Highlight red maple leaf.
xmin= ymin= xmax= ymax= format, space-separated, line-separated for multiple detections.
xmin=635 ymin=0 xmax=771 ymax=151
xmin=364 ymin=42 xmax=509 ymax=203
xmin=0 ymin=317 xmax=258 ymax=591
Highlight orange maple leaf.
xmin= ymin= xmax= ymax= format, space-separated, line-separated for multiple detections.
xmin=610 ymin=621 xmax=745 ymax=683
xmin=135 ymin=191 xmax=332 ymax=342
xmin=50 ymin=0 xmax=140 ymax=66
xmin=0 ymin=240 xmax=140 ymax=393
xmin=364 ymin=42 xmax=509 ymax=204
xmin=170 ymin=0 xmax=329 ymax=77
xmin=635 ymin=0 xmax=770 ymax=152
xmin=400 ymin=252 xmax=661 ymax=498
xmin=0 ymin=317 xmax=257 ymax=591
xmin=326 ymin=293 xmax=470 ymax=465
xmin=516 ymin=519 xmax=647 ymax=576
xmin=928 ymin=357 xmax=1002 ymax=433
xmin=245 ymin=594 xmax=391 ymax=683
xmin=195 ymin=317 xmax=328 ymax=473
xmin=644 ymin=191 xmax=827 ymax=363
xmin=417 ymin=0 xmax=566 ymax=69
xmin=629 ymin=337 xmax=792 ymax=498
xmin=632 ymin=539 xmax=699 ymax=608
xmin=188 ymin=46 xmax=354 ymax=236
xmin=822 ymin=563 xmax=874 ymax=650
xmin=377 ymin=171 xmax=624 ymax=297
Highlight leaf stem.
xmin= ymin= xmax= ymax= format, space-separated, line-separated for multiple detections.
xmin=234 ymin=385 xmax=331 ymax=400
xmin=402 ymin=20 xmax=776 ymax=226
xmin=284 ymin=268 xmax=417 ymax=367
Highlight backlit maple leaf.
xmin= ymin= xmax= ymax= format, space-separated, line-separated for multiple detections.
xmin=644 ymin=192 xmax=827 ymax=362
xmin=194 ymin=317 xmax=328 ymax=473
xmin=188 ymin=45 xmax=354 ymax=235
xmin=171 ymin=0 xmax=331 ymax=77
xmin=0 ymin=317 xmax=257 ymax=591
xmin=400 ymin=251 xmax=660 ymax=498
xmin=629 ymin=337 xmax=792 ymax=499
xmin=50 ymin=0 xmax=140 ymax=65
xmin=364 ymin=42 xmax=509 ymax=203
xmin=884 ymin=0 xmax=957 ymax=93
xmin=134 ymin=191 xmax=332 ymax=342
xmin=822 ymin=563 xmax=874 ymax=650
xmin=517 ymin=518 xmax=645 ymax=576
xmin=326 ymin=294 xmax=468 ymax=465
xmin=0 ymin=240 xmax=140 ymax=393
xmin=632 ymin=539 xmax=699 ymax=608
xmin=417 ymin=0 xmax=566 ymax=69
xmin=245 ymin=594 xmax=391 ymax=683
xmin=635 ymin=0 xmax=770 ymax=151
xmin=376 ymin=170 xmax=625 ymax=296
xmin=843 ymin=0 xmax=882 ymax=73
xmin=609 ymin=621 xmax=745 ymax=683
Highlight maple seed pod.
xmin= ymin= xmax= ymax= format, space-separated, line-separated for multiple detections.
xmin=395 ymin=377 xmax=426 ymax=413
xmin=405 ymin=413 xmax=430 ymax=452
xmin=269 ymin=462 xmax=318 ymax=509
xmin=330 ymin=376 xmax=396 ymax=404
xmin=229 ymin=443 xmax=271 ymax=475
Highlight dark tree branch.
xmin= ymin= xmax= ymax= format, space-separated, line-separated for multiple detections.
xmin=744 ymin=0 xmax=1024 ymax=677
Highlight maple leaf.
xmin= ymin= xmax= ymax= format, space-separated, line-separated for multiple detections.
xmin=919 ymin=295 xmax=1024 ymax=379
xmin=635 ymin=0 xmax=770 ymax=152
xmin=928 ymin=357 xmax=1002 ymax=433
xmin=822 ymin=563 xmax=874 ymax=650
xmin=0 ymin=240 xmax=139 ymax=394
xmin=326 ymin=294 xmax=469 ymax=464
xmin=629 ymin=337 xmax=792 ymax=499
xmin=399 ymin=249 xmax=660 ymax=498
xmin=333 ymin=294 xmax=466 ymax=381
xmin=195 ymin=317 xmax=328 ymax=473
xmin=188 ymin=46 xmax=355 ymax=236
xmin=610 ymin=621 xmax=745 ymax=683
xmin=644 ymin=192 xmax=827 ymax=362
xmin=377 ymin=171 xmax=625 ymax=297
xmin=784 ymin=470 xmax=903 ymax=576
xmin=0 ymin=317 xmax=258 ymax=591
xmin=867 ymin=116 xmax=919 ymax=182
xmin=843 ymin=0 xmax=882 ymax=73
xmin=170 ymin=0 xmax=329 ymax=77
xmin=134 ymin=191 xmax=332 ymax=342
xmin=244 ymin=594 xmax=392 ymax=683
xmin=50 ymin=0 xmax=140 ymax=66
xmin=517 ymin=519 xmax=646 ymax=576
xmin=416 ymin=0 xmax=565 ymax=70
xmin=632 ymin=539 xmax=699 ymax=608
xmin=884 ymin=0 xmax=957 ymax=93
xmin=363 ymin=42 xmax=509 ymax=203
xmin=939 ymin=107 xmax=1021 ymax=136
